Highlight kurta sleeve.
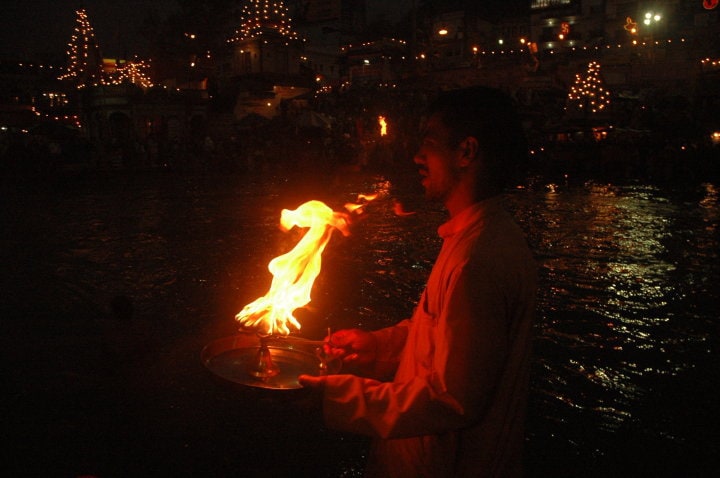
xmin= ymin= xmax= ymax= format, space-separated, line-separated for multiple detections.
xmin=367 ymin=319 xmax=411 ymax=380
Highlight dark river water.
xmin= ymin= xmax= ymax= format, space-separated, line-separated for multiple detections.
xmin=2 ymin=167 xmax=719 ymax=476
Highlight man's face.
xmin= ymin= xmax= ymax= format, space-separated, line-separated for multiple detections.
xmin=413 ymin=114 xmax=463 ymax=202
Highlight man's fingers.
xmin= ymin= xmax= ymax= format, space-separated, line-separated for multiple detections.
xmin=329 ymin=329 xmax=354 ymax=346
xmin=298 ymin=374 xmax=326 ymax=390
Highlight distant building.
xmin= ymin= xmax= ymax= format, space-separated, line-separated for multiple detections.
xmin=0 ymin=61 xmax=78 ymax=130
xmin=293 ymin=0 xmax=367 ymax=86
xmin=342 ymin=38 xmax=409 ymax=85
xmin=224 ymin=0 xmax=316 ymax=119
xmin=227 ymin=0 xmax=304 ymax=79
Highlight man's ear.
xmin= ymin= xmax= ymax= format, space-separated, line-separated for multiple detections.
xmin=458 ymin=136 xmax=479 ymax=167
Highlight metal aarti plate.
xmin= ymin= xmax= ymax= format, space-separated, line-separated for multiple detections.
xmin=201 ymin=333 xmax=338 ymax=390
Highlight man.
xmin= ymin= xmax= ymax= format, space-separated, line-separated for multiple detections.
xmin=300 ymin=87 xmax=537 ymax=477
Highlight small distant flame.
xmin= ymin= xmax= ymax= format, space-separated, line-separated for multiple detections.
xmin=393 ymin=198 xmax=416 ymax=216
xmin=345 ymin=193 xmax=378 ymax=214
xmin=378 ymin=116 xmax=387 ymax=136
xmin=358 ymin=193 xmax=378 ymax=202
xmin=236 ymin=196 xmax=376 ymax=336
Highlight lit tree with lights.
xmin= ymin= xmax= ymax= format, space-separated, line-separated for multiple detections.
xmin=567 ymin=61 xmax=611 ymax=118
xmin=58 ymin=7 xmax=103 ymax=88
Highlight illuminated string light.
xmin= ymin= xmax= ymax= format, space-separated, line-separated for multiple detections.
xmin=102 ymin=58 xmax=155 ymax=88
xmin=474 ymin=36 xmax=688 ymax=56
xmin=567 ymin=61 xmax=611 ymax=114
xmin=58 ymin=8 xmax=103 ymax=87
xmin=228 ymin=0 xmax=299 ymax=43
xmin=57 ymin=8 xmax=153 ymax=89
xmin=340 ymin=38 xmax=407 ymax=52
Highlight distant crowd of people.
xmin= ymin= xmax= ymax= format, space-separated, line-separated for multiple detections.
xmin=2 ymin=84 xmax=717 ymax=186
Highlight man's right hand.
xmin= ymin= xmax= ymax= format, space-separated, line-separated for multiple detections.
xmin=325 ymin=328 xmax=377 ymax=370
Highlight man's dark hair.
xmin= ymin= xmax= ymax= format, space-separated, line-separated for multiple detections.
xmin=426 ymin=86 xmax=528 ymax=191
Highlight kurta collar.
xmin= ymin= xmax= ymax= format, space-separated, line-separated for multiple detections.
xmin=437 ymin=196 xmax=505 ymax=239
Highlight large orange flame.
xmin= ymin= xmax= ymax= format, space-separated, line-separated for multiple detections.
xmin=236 ymin=198 xmax=370 ymax=336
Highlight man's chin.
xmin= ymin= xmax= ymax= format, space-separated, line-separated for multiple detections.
xmin=422 ymin=186 xmax=439 ymax=201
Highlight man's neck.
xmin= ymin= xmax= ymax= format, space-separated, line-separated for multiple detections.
xmin=445 ymin=182 xmax=497 ymax=218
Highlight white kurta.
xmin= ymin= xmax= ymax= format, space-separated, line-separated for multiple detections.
xmin=322 ymin=197 xmax=537 ymax=477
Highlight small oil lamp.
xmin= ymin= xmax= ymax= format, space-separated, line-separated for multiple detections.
xmin=248 ymin=333 xmax=280 ymax=379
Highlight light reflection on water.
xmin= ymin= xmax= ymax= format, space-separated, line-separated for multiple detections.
xmin=507 ymin=180 xmax=720 ymax=471
xmin=2 ymin=172 xmax=718 ymax=474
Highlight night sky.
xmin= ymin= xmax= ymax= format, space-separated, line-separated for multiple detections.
xmin=0 ymin=0 xmax=525 ymax=61
xmin=1 ymin=0 xmax=178 ymax=60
